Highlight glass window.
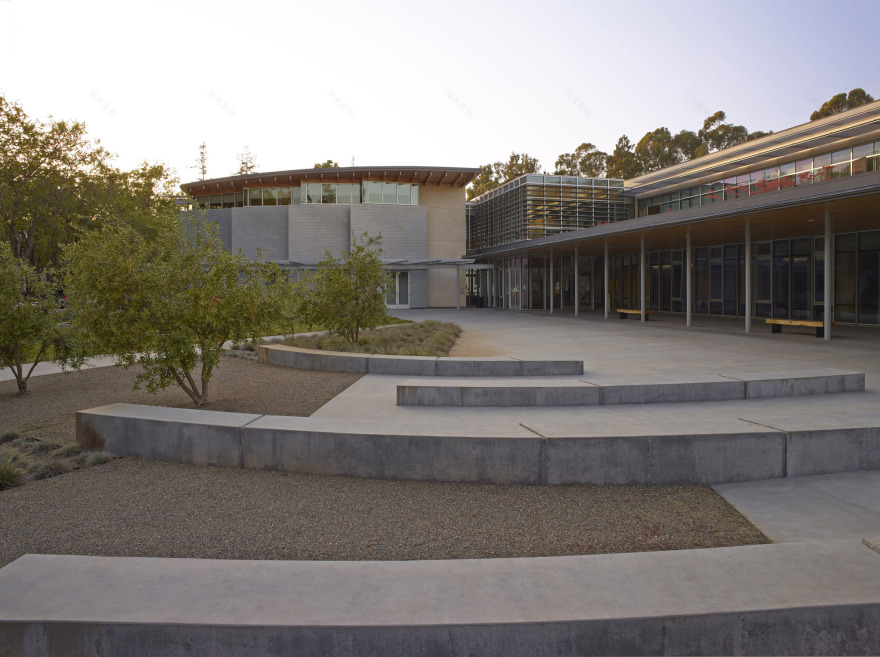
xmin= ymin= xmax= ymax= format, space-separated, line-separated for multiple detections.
xmin=411 ymin=184 xmax=418 ymax=205
xmin=322 ymin=183 xmax=336 ymax=204
xmin=306 ymin=182 xmax=322 ymax=204
xmin=367 ymin=181 xmax=382 ymax=204
xmin=247 ymin=188 xmax=262 ymax=206
xmin=383 ymin=182 xmax=397 ymax=204
xmin=209 ymin=195 xmax=222 ymax=209
xmin=397 ymin=183 xmax=411 ymax=205
xmin=277 ymin=187 xmax=291 ymax=205
xmin=831 ymin=148 xmax=851 ymax=179
xmin=262 ymin=188 xmax=277 ymax=206
xmin=795 ymin=158 xmax=813 ymax=186
xmin=545 ymin=176 xmax=561 ymax=184
xmin=337 ymin=183 xmax=351 ymax=205
xmin=234 ymin=192 xmax=243 ymax=207
xmin=351 ymin=183 xmax=361 ymax=204
xmin=779 ymin=162 xmax=796 ymax=190
xmin=852 ymin=143 xmax=874 ymax=175
xmin=290 ymin=186 xmax=300 ymax=204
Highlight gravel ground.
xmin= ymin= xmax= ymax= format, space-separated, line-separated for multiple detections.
xmin=0 ymin=357 xmax=769 ymax=567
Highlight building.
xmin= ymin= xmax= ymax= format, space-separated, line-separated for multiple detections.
xmin=465 ymin=100 xmax=880 ymax=335
xmin=181 ymin=166 xmax=480 ymax=309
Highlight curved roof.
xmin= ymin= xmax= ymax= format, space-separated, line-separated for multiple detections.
xmin=181 ymin=165 xmax=481 ymax=195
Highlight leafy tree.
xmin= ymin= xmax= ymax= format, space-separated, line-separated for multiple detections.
xmin=554 ymin=143 xmax=607 ymax=177
xmin=314 ymin=160 xmax=339 ymax=168
xmin=810 ymin=88 xmax=875 ymax=120
xmin=293 ymin=233 xmax=391 ymax=348
xmin=697 ymin=111 xmax=751 ymax=153
xmin=236 ymin=146 xmax=258 ymax=175
xmin=604 ymin=136 xmax=643 ymax=179
xmin=634 ymin=127 xmax=685 ymax=173
xmin=466 ymin=153 xmax=542 ymax=200
xmin=0 ymin=95 xmax=177 ymax=271
xmin=193 ymin=142 xmax=207 ymax=180
xmin=64 ymin=214 xmax=289 ymax=406
xmin=467 ymin=164 xmax=498 ymax=200
xmin=672 ymin=129 xmax=705 ymax=160
xmin=0 ymin=242 xmax=84 ymax=394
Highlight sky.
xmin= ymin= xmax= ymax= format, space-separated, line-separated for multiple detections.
xmin=2 ymin=0 xmax=878 ymax=186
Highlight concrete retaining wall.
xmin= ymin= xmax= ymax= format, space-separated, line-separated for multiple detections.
xmin=76 ymin=403 xmax=880 ymax=486
xmin=397 ymin=369 xmax=865 ymax=407
xmin=258 ymin=344 xmax=584 ymax=377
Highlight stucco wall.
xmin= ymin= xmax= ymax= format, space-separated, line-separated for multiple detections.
xmin=419 ymin=184 xmax=467 ymax=307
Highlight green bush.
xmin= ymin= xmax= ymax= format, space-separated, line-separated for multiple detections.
xmin=0 ymin=457 xmax=22 ymax=489
xmin=283 ymin=320 xmax=461 ymax=357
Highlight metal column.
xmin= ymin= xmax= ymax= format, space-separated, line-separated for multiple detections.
xmin=456 ymin=266 xmax=461 ymax=312
xmin=640 ymin=237 xmax=646 ymax=323
xmin=549 ymin=251 xmax=554 ymax=315
xmin=686 ymin=230 xmax=692 ymax=328
xmin=574 ymin=247 xmax=579 ymax=317
xmin=604 ymin=242 xmax=609 ymax=319
xmin=745 ymin=224 xmax=751 ymax=333
xmin=824 ymin=211 xmax=832 ymax=340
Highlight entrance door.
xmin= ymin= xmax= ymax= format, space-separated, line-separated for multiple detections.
xmin=386 ymin=271 xmax=410 ymax=309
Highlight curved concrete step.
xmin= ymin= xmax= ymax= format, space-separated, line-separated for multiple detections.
xmin=76 ymin=403 xmax=880 ymax=486
xmin=396 ymin=369 xmax=866 ymax=407
xmin=258 ymin=344 xmax=584 ymax=376
xmin=3 ymin=540 xmax=880 ymax=656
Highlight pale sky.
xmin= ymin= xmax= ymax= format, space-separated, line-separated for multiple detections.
xmin=2 ymin=0 xmax=878 ymax=186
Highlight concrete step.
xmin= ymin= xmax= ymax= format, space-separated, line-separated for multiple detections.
xmin=2 ymin=540 xmax=879 ymax=656
xmin=397 ymin=368 xmax=865 ymax=407
xmin=258 ymin=344 xmax=584 ymax=376
xmin=77 ymin=403 xmax=880 ymax=486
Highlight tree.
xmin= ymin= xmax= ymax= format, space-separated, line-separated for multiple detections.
xmin=314 ymin=160 xmax=339 ymax=168
xmin=0 ymin=95 xmax=178 ymax=271
xmin=193 ymin=142 xmax=207 ymax=180
xmin=0 ymin=242 xmax=83 ymax=393
xmin=554 ymin=143 xmax=606 ymax=177
xmin=466 ymin=153 xmax=542 ymax=200
xmin=635 ymin=128 xmax=684 ymax=173
xmin=604 ymin=136 xmax=643 ymax=180
xmin=698 ymin=111 xmax=751 ymax=153
xmin=236 ymin=146 xmax=258 ymax=175
xmin=64 ymin=214 xmax=289 ymax=406
xmin=293 ymin=233 xmax=391 ymax=348
xmin=811 ymin=88 xmax=875 ymax=120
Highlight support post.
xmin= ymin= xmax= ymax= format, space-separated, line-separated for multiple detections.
xmin=824 ymin=211 xmax=832 ymax=340
xmin=745 ymin=224 xmax=751 ymax=333
xmin=574 ymin=247 xmax=579 ymax=317
xmin=549 ymin=251 xmax=554 ymax=315
xmin=604 ymin=242 xmax=609 ymax=320
xmin=456 ymin=266 xmax=461 ymax=312
xmin=686 ymin=230 xmax=692 ymax=328
xmin=640 ymin=237 xmax=646 ymax=323
xmin=590 ymin=256 xmax=595 ymax=310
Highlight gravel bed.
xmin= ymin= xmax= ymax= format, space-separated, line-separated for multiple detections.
xmin=0 ymin=357 xmax=769 ymax=567
xmin=0 ymin=458 xmax=767 ymax=568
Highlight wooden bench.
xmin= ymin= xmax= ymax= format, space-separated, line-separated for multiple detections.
xmin=766 ymin=318 xmax=831 ymax=338
xmin=617 ymin=308 xmax=652 ymax=320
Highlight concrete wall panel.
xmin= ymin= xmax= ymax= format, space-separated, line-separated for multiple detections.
xmin=350 ymin=205 xmax=426 ymax=260
xmin=288 ymin=205 xmax=350 ymax=262
xmin=230 ymin=207 xmax=288 ymax=260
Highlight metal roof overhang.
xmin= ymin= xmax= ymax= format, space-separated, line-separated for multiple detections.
xmin=626 ymin=101 xmax=880 ymax=197
xmin=181 ymin=166 xmax=482 ymax=195
xmin=471 ymin=179 xmax=880 ymax=259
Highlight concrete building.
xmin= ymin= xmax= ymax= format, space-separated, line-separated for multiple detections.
xmin=465 ymin=100 xmax=880 ymax=335
xmin=181 ymin=166 xmax=480 ymax=309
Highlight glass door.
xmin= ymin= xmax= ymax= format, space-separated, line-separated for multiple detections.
xmin=386 ymin=272 xmax=410 ymax=309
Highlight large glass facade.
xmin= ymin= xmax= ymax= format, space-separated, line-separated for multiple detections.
xmin=468 ymin=175 xmax=633 ymax=251
xmin=469 ymin=229 xmax=880 ymax=326
xmin=638 ymin=140 xmax=880 ymax=217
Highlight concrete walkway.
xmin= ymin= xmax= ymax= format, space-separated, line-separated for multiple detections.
xmin=3 ymin=308 xmax=880 ymax=654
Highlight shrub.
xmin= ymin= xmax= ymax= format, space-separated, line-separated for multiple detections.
xmin=0 ymin=432 xmax=18 ymax=445
xmin=85 ymin=451 xmax=114 ymax=467
xmin=54 ymin=443 xmax=83 ymax=458
xmin=0 ymin=457 xmax=22 ymax=489
xmin=30 ymin=458 xmax=72 ymax=480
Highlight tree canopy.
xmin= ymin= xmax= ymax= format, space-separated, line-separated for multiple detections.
xmin=64 ymin=213 xmax=290 ymax=406
xmin=467 ymin=152 xmax=542 ymax=200
xmin=0 ymin=241 xmax=84 ymax=393
xmin=314 ymin=160 xmax=339 ymax=168
xmin=0 ymin=95 xmax=176 ymax=271
xmin=292 ymin=233 xmax=391 ymax=347
xmin=810 ymin=88 xmax=875 ymax=121
xmin=554 ymin=143 xmax=606 ymax=177
xmin=236 ymin=146 xmax=258 ymax=175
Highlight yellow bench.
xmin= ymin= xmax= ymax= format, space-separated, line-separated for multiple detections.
xmin=617 ymin=308 xmax=652 ymax=320
xmin=766 ymin=318 xmax=830 ymax=338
